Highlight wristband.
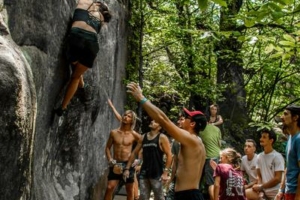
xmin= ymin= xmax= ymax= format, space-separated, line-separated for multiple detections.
xmin=279 ymin=188 xmax=285 ymax=193
xmin=124 ymin=168 xmax=130 ymax=171
xmin=109 ymin=159 xmax=116 ymax=164
xmin=164 ymin=167 xmax=171 ymax=172
xmin=140 ymin=97 xmax=148 ymax=105
xmin=138 ymin=159 xmax=143 ymax=166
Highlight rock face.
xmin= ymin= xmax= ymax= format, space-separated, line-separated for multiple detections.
xmin=0 ymin=0 xmax=129 ymax=199
xmin=0 ymin=24 xmax=36 ymax=200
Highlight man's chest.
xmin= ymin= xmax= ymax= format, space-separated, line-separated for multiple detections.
xmin=113 ymin=132 xmax=135 ymax=146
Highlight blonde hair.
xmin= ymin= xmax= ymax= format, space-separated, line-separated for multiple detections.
xmin=124 ymin=110 xmax=137 ymax=130
xmin=220 ymin=148 xmax=241 ymax=168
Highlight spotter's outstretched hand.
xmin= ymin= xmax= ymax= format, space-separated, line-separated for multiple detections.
xmin=126 ymin=82 xmax=144 ymax=102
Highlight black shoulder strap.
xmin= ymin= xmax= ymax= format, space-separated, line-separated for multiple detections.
xmin=142 ymin=133 xmax=148 ymax=144
xmin=87 ymin=2 xmax=94 ymax=10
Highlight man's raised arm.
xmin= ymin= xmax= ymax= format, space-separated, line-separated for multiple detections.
xmin=127 ymin=82 xmax=197 ymax=146
xmin=107 ymin=99 xmax=122 ymax=122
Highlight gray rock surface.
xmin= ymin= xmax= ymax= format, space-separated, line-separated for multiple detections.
xmin=0 ymin=0 xmax=129 ymax=199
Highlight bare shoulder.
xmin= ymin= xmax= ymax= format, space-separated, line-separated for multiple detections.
xmin=76 ymin=0 xmax=93 ymax=9
xmin=180 ymin=130 xmax=203 ymax=147
xmin=106 ymin=129 xmax=118 ymax=145
xmin=181 ymin=136 xmax=205 ymax=154
xmin=182 ymin=135 xmax=205 ymax=156
xmin=166 ymin=124 xmax=194 ymax=145
xmin=159 ymin=133 xmax=169 ymax=142
xmin=131 ymin=130 xmax=142 ymax=141
xmin=132 ymin=130 xmax=140 ymax=136
xmin=110 ymin=129 xmax=119 ymax=137
xmin=111 ymin=128 xmax=119 ymax=133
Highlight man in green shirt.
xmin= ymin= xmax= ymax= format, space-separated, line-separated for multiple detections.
xmin=199 ymin=124 xmax=222 ymax=200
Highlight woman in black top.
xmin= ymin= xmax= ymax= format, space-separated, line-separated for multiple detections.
xmin=55 ymin=0 xmax=112 ymax=116
xmin=208 ymin=104 xmax=223 ymax=128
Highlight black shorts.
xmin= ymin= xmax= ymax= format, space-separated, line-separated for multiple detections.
xmin=66 ymin=27 xmax=99 ymax=68
xmin=107 ymin=162 xmax=135 ymax=184
xmin=175 ymin=189 xmax=204 ymax=200
xmin=203 ymin=158 xmax=219 ymax=186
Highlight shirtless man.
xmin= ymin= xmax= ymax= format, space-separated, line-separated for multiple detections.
xmin=126 ymin=82 xmax=207 ymax=200
xmin=104 ymin=110 xmax=141 ymax=200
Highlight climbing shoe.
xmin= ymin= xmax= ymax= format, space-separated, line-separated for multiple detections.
xmin=54 ymin=107 xmax=66 ymax=117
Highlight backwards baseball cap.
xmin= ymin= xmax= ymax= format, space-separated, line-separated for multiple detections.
xmin=286 ymin=104 xmax=300 ymax=114
xmin=183 ymin=108 xmax=207 ymax=132
xmin=183 ymin=108 xmax=204 ymax=117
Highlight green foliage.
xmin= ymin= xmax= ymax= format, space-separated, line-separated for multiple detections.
xmin=126 ymin=0 xmax=300 ymax=148
xmin=248 ymin=121 xmax=287 ymax=154
xmin=248 ymin=121 xmax=275 ymax=132
xmin=198 ymin=0 xmax=227 ymax=10
xmin=198 ymin=0 xmax=209 ymax=10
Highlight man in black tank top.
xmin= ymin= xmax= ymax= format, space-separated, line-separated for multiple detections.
xmin=124 ymin=120 xmax=173 ymax=200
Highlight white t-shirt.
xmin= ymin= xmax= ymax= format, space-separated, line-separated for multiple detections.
xmin=256 ymin=150 xmax=285 ymax=196
xmin=241 ymin=154 xmax=258 ymax=183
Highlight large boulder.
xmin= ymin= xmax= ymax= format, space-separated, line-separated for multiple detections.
xmin=0 ymin=0 xmax=129 ymax=199
xmin=0 ymin=21 xmax=36 ymax=200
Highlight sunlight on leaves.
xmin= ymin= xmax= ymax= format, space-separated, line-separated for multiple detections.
xmin=212 ymin=0 xmax=227 ymax=7
xmin=265 ymin=44 xmax=275 ymax=54
xmin=198 ymin=0 xmax=208 ymax=10
xmin=279 ymin=41 xmax=295 ymax=47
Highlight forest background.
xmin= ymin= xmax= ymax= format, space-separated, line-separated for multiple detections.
xmin=125 ymin=0 xmax=300 ymax=153
xmin=0 ymin=0 xmax=299 ymax=199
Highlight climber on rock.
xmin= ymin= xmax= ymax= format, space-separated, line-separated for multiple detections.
xmin=54 ymin=0 xmax=112 ymax=116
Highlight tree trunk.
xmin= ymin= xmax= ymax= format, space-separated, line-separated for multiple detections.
xmin=216 ymin=0 xmax=249 ymax=147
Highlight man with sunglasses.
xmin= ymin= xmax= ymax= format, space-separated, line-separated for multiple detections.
xmin=126 ymin=82 xmax=207 ymax=200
